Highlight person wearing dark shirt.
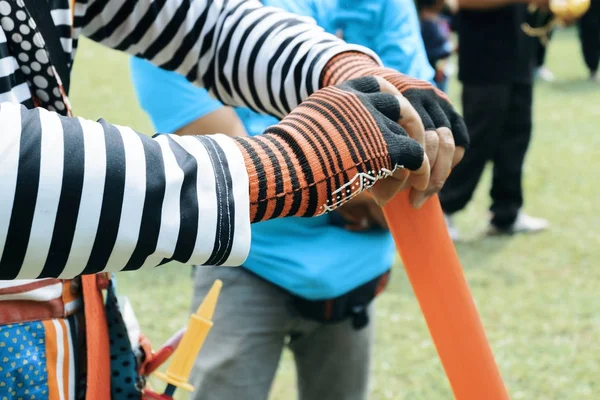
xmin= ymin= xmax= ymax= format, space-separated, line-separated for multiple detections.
xmin=417 ymin=0 xmax=455 ymax=91
xmin=578 ymin=0 xmax=600 ymax=81
xmin=440 ymin=0 xmax=550 ymax=239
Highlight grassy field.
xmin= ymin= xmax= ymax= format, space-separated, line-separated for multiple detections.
xmin=70 ymin=28 xmax=600 ymax=399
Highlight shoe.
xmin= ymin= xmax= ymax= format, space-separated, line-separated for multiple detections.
xmin=444 ymin=214 xmax=460 ymax=241
xmin=487 ymin=212 xmax=549 ymax=236
xmin=590 ymin=71 xmax=599 ymax=83
xmin=536 ymin=67 xmax=555 ymax=82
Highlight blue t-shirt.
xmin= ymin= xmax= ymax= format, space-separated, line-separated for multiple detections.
xmin=130 ymin=0 xmax=433 ymax=300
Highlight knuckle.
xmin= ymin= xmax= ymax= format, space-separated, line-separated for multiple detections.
xmin=438 ymin=130 xmax=455 ymax=150
xmin=425 ymin=131 xmax=439 ymax=147
xmin=426 ymin=130 xmax=439 ymax=140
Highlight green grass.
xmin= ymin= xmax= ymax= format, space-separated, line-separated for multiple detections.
xmin=69 ymin=28 xmax=600 ymax=399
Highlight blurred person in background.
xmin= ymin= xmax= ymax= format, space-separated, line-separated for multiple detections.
xmin=440 ymin=0 xmax=550 ymax=239
xmin=130 ymin=1 xmax=435 ymax=399
xmin=532 ymin=8 xmax=557 ymax=81
xmin=578 ymin=0 xmax=600 ymax=81
xmin=417 ymin=0 xmax=455 ymax=92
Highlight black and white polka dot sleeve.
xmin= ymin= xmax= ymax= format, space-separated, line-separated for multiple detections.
xmin=0 ymin=102 xmax=251 ymax=279
xmin=75 ymin=0 xmax=378 ymax=118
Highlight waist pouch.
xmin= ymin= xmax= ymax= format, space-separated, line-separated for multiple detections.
xmin=289 ymin=269 xmax=391 ymax=330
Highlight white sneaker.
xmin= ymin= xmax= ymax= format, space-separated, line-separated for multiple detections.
xmin=536 ymin=67 xmax=555 ymax=82
xmin=444 ymin=214 xmax=460 ymax=241
xmin=487 ymin=212 xmax=549 ymax=236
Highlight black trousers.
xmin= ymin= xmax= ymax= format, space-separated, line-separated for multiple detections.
xmin=578 ymin=0 xmax=600 ymax=73
xmin=535 ymin=34 xmax=550 ymax=68
xmin=440 ymin=83 xmax=533 ymax=228
xmin=533 ymin=11 xmax=554 ymax=68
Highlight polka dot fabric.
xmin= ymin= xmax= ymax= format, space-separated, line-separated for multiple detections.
xmin=0 ymin=322 xmax=49 ymax=399
xmin=0 ymin=0 xmax=70 ymax=115
xmin=105 ymin=281 xmax=143 ymax=399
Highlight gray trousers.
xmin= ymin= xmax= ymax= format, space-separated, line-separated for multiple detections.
xmin=190 ymin=266 xmax=374 ymax=400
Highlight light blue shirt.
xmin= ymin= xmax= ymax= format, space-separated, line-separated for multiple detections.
xmin=130 ymin=0 xmax=433 ymax=300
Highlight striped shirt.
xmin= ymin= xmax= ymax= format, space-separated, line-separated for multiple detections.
xmin=0 ymin=0 xmax=379 ymax=314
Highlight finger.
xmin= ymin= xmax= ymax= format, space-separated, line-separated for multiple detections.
xmin=410 ymin=127 xmax=455 ymax=208
xmin=431 ymin=127 xmax=455 ymax=187
xmin=412 ymin=101 xmax=435 ymax=131
xmin=396 ymin=94 xmax=425 ymax=148
xmin=385 ymin=129 xmax=425 ymax=172
xmin=369 ymin=171 xmax=410 ymax=206
xmin=377 ymin=164 xmax=416 ymax=203
xmin=339 ymin=76 xmax=382 ymax=94
xmin=368 ymin=92 xmax=400 ymax=122
xmin=424 ymin=129 xmax=440 ymax=168
xmin=408 ymin=152 xmax=430 ymax=192
xmin=427 ymin=99 xmax=452 ymax=130
xmin=374 ymin=76 xmax=402 ymax=97
xmin=393 ymin=153 xmax=430 ymax=208
xmin=409 ymin=187 xmax=426 ymax=209
xmin=392 ymin=168 xmax=410 ymax=185
xmin=378 ymin=83 xmax=425 ymax=146
xmin=452 ymin=146 xmax=466 ymax=168
xmin=389 ymin=168 xmax=412 ymax=196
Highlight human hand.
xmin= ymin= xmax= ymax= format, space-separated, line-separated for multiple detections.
xmin=322 ymin=53 xmax=468 ymax=208
xmin=236 ymin=76 xmax=429 ymax=222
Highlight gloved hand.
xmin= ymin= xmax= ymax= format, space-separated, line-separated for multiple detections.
xmin=234 ymin=76 xmax=430 ymax=222
xmin=322 ymin=52 xmax=469 ymax=148
xmin=321 ymin=52 xmax=468 ymax=207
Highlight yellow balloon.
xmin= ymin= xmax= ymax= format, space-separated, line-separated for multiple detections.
xmin=550 ymin=0 xmax=591 ymax=20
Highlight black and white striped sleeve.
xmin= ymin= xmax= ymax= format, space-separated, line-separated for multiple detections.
xmin=0 ymin=102 xmax=250 ymax=279
xmin=76 ymin=0 xmax=381 ymax=118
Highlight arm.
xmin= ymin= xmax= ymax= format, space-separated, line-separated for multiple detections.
xmin=84 ymin=0 xmax=463 ymax=204
xmin=1 ymin=77 xmax=429 ymax=279
xmin=175 ymin=108 xmax=246 ymax=137
xmin=78 ymin=0 xmax=380 ymax=118
xmin=0 ymin=102 xmax=250 ymax=279
xmin=129 ymin=56 xmax=247 ymax=137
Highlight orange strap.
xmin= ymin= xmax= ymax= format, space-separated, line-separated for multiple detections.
xmin=81 ymin=274 xmax=111 ymax=400
xmin=383 ymin=193 xmax=509 ymax=400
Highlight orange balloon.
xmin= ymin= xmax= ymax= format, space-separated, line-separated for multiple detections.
xmin=383 ymin=193 xmax=509 ymax=400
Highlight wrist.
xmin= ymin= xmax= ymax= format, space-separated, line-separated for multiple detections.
xmin=320 ymin=52 xmax=438 ymax=97
xmin=320 ymin=52 xmax=380 ymax=87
